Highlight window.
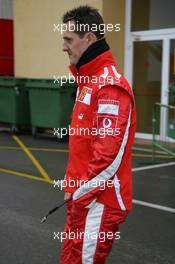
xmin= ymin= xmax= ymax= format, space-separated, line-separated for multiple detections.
xmin=132 ymin=0 xmax=175 ymax=31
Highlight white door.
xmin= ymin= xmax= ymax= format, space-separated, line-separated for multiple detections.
xmin=126 ymin=31 xmax=175 ymax=139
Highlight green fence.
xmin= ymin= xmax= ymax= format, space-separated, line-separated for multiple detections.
xmin=0 ymin=77 xmax=30 ymax=131
xmin=152 ymin=102 xmax=175 ymax=159
xmin=0 ymin=77 xmax=77 ymax=136
xmin=25 ymin=79 xmax=77 ymax=137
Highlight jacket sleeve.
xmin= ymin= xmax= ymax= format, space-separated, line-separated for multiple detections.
xmin=72 ymin=84 xmax=132 ymax=206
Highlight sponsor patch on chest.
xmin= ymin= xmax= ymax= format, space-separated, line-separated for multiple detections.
xmin=78 ymin=86 xmax=92 ymax=105
xmin=78 ymin=112 xmax=84 ymax=120
xmin=98 ymin=99 xmax=119 ymax=115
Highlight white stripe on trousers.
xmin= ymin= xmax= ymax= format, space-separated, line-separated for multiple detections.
xmin=82 ymin=202 xmax=104 ymax=264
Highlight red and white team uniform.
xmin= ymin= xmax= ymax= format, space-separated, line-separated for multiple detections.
xmin=60 ymin=45 xmax=136 ymax=264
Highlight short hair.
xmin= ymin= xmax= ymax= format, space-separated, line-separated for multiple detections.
xmin=62 ymin=5 xmax=104 ymax=39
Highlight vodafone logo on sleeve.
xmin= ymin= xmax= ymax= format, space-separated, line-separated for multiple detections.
xmin=97 ymin=115 xmax=118 ymax=130
xmin=102 ymin=118 xmax=112 ymax=128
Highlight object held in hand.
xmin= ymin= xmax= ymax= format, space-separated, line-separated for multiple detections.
xmin=40 ymin=198 xmax=71 ymax=224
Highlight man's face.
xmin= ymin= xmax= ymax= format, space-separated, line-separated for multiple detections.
xmin=62 ymin=21 xmax=91 ymax=65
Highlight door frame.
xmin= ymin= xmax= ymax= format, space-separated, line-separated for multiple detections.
xmin=124 ymin=0 xmax=175 ymax=140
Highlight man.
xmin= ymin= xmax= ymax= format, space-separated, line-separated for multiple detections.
xmin=60 ymin=5 xmax=136 ymax=264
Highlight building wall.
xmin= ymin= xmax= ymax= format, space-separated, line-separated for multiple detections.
xmin=0 ymin=0 xmax=14 ymax=75
xmin=103 ymin=0 xmax=125 ymax=73
xmin=13 ymin=0 xmax=125 ymax=78
xmin=0 ymin=0 xmax=13 ymax=18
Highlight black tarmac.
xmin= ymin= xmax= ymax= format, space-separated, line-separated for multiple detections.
xmin=0 ymin=131 xmax=175 ymax=264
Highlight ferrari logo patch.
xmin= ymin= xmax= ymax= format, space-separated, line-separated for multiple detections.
xmin=78 ymin=86 xmax=92 ymax=105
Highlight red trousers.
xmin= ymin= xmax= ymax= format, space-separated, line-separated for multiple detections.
xmin=60 ymin=200 xmax=128 ymax=264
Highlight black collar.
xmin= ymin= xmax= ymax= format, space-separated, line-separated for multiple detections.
xmin=76 ymin=38 xmax=110 ymax=70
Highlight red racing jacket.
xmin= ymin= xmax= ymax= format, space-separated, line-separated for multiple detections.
xmin=64 ymin=50 xmax=136 ymax=211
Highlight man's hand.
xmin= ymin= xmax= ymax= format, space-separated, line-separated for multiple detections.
xmin=64 ymin=192 xmax=72 ymax=201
